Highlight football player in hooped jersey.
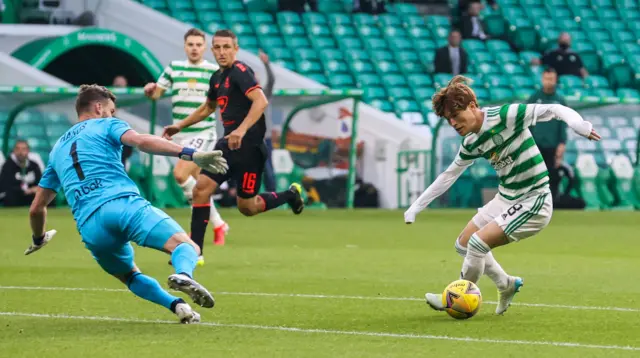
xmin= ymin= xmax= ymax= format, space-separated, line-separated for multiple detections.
xmin=26 ymin=85 xmax=229 ymax=323
xmin=163 ymin=29 xmax=304 ymax=256
xmin=404 ymin=76 xmax=600 ymax=315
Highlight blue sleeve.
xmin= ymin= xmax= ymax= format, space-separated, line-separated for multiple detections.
xmin=107 ymin=118 xmax=132 ymax=146
xmin=39 ymin=164 xmax=61 ymax=192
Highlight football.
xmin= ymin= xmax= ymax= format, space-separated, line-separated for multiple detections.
xmin=442 ymin=279 xmax=482 ymax=320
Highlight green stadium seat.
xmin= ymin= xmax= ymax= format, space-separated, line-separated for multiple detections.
xmin=371 ymin=50 xmax=394 ymax=62
xmin=603 ymin=54 xmax=634 ymax=88
xmin=25 ymin=137 xmax=50 ymax=152
xmin=302 ymin=12 xmax=327 ymax=26
xmin=485 ymin=39 xmax=511 ymax=53
xmin=364 ymin=38 xmax=387 ymax=50
xmin=331 ymin=24 xmax=356 ymax=37
xmin=405 ymin=15 xmax=426 ymax=28
xmin=277 ymin=11 xmax=301 ymax=24
xmin=374 ymin=61 xmax=400 ymax=74
xmin=619 ymin=9 xmax=640 ymax=23
xmin=259 ymin=36 xmax=284 ymax=49
xmin=469 ymin=51 xmax=494 ymax=65
xmin=584 ymin=75 xmax=609 ymax=88
xmin=433 ymin=73 xmax=454 ymax=87
xmin=514 ymin=87 xmax=537 ymax=99
xmin=205 ymin=22 xmax=225 ymax=33
xmin=307 ymin=73 xmax=328 ymax=85
xmin=519 ymin=51 xmax=540 ymax=65
xmin=574 ymin=7 xmax=597 ymax=19
xmin=485 ymin=74 xmax=511 ymax=88
xmin=327 ymin=13 xmax=351 ymax=26
xmin=510 ymin=75 xmax=536 ymax=88
xmin=389 ymin=37 xmax=413 ymax=51
xmin=558 ymin=18 xmax=580 ymax=30
xmin=504 ymin=63 xmax=528 ymax=75
xmin=407 ymin=26 xmax=431 ymax=39
xmin=622 ymin=43 xmax=640 ymax=57
xmin=590 ymin=88 xmax=616 ymax=97
xmin=272 ymin=59 xmax=295 ymax=71
xmin=395 ymin=51 xmax=419 ymax=64
xmin=219 ymin=0 xmax=244 ymax=12
xmin=383 ymin=26 xmax=409 ymax=39
xmin=279 ymin=23 xmax=304 ymax=37
xmin=345 ymin=49 xmax=369 ymax=61
xmin=617 ymin=88 xmax=640 ymax=100
xmin=474 ymin=87 xmax=490 ymax=101
xmin=15 ymin=111 xmax=44 ymax=126
xmin=249 ymin=12 xmax=274 ymax=25
xmin=597 ymin=169 xmax=616 ymax=208
xmin=533 ymin=17 xmax=557 ymax=32
xmin=231 ymin=23 xmax=255 ymax=36
xmin=526 ymin=6 xmax=549 ymax=20
xmin=591 ymin=0 xmax=613 ymax=8
xmin=431 ymin=27 xmax=450 ymax=40
xmin=596 ymin=8 xmax=619 ymax=21
xmin=294 ymin=48 xmax=319 ymax=60
xmin=483 ymin=14 xmax=507 ymax=37
xmin=382 ymin=74 xmax=408 ymax=88
xmin=353 ymin=13 xmax=375 ymax=26
xmin=407 ymin=74 xmax=433 ymax=88
xmin=255 ymin=23 xmax=279 ymax=36
xmin=399 ymin=61 xmax=423 ymax=74
xmin=548 ymin=7 xmax=572 ymax=20
xmin=238 ymin=35 xmax=258 ymax=49
xmin=196 ymin=11 xmax=222 ymax=24
xmin=559 ymin=75 xmax=584 ymax=89
xmin=495 ymin=52 xmax=519 ymax=64
xmin=426 ymin=15 xmax=449 ymax=29
xmin=369 ymin=99 xmax=394 ymax=112
xmin=141 ymin=0 xmax=166 ymax=9
xmin=320 ymin=49 xmax=344 ymax=61
xmin=310 ymin=36 xmax=336 ymax=49
xmin=502 ymin=6 xmax=526 ymax=20
xmin=413 ymin=87 xmax=436 ymax=101
xmin=339 ymin=37 xmax=363 ymax=49
xmin=390 ymin=3 xmax=419 ymax=15
xmin=174 ymin=11 xmax=196 ymax=23
xmin=394 ymin=99 xmax=421 ymax=116
xmin=464 ymin=74 xmax=483 ymax=85
xmin=319 ymin=1 xmax=347 ymax=13
xmin=462 ymin=39 xmax=487 ymax=52
xmin=356 ymin=74 xmax=382 ymax=87
xmin=167 ymin=0 xmax=192 ymax=11
xmin=223 ymin=11 xmax=250 ymax=25
xmin=413 ymin=39 xmax=437 ymax=51
xmin=269 ymin=47 xmax=292 ymax=60
xmin=325 ymin=60 xmax=349 ymax=74
xmin=363 ymin=87 xmax=386 ymax=102
xmin=476 ymin=63 xmax=501 ymax=75
xmin=295 ymin=59 xmax=323 ymax=74
xmin=378 ymin=14 xmax=402 ymax=27
xmin=388 ymin=87 xmax=413 ymax=100
xmin=356 ymin=25 xmax=382 ymax=38
xmin=489 ymin=88 xmax=514 ymax=101
xmin=307 ymin=24 xmax=331 ymax=37
xmin=348 ymin=59 xmax=375 ymax=74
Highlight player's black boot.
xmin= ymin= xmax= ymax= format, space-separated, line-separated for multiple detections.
xmin=287 ymin=183 xmax=304 ymax=215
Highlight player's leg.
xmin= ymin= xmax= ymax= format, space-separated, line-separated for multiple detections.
xmin=235 ymin=143 xmax=304 ymax=216
xmin=197 ymin=134 xmax=229 ymax=245
xmin=174 ymin=158 xmax=199 ymax=202
xmin=128 ymin=199 xmax=216 ymax=309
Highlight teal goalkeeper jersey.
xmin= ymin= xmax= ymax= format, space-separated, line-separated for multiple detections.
xmin=38 ymin=118 xmax=140 ymax=228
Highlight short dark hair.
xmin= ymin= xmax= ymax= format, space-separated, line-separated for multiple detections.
xmin=14 ymin=139 xmax=29 ymax=149
xmin=75 ymin=84 xmax=116 ymax=115
xmin=184 ymin=28 xmax=205 ymax=42
xmin=214 ymin=29 xmax=238 ymax=43
xmin=543 ymin=67 xmax=557 ymax=74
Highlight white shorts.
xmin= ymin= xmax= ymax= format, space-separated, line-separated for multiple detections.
xmin=472 ymin=189 xmax=553 ymax=242
xmin=175 ymin=130 xmax=217 ymax=152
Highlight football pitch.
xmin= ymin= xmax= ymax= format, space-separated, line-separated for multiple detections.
xmin=1 ymin=208 xmax=639 ymax=357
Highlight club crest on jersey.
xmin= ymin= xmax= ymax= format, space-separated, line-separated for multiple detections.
xmin=187 ymin=79 xmax=197 ymax=89
xmin=492 ymin=134 xmax=504 ymax=145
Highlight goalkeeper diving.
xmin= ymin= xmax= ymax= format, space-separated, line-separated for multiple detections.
xmin=25 ymin=84 xmax=228 ymax=324
xmin=404 ymin=76 xmax=600 ymax=315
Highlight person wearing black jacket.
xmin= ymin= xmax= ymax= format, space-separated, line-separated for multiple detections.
xmin=0 ymin=140 xmax=42 ymax=207
xmin=434 ymin=30 xmax=468 ymax=75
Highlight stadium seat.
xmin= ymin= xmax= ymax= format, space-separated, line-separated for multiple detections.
xmin=279 ymin=23 xmax=305 ymax=37
xmin=284 ymin=36 xmax=311 ymax=49
xmin=219 ymin=0 xmax=244 ymax=12
xmin=363 ymin=87 xmax=386 ymax=102
xmin=407 ymin=74 xmax=433 ymax=89
xmin=489 ymin=88 xmax=514 ymax=101
xmin=433 ymin=73 xmax=454 ymax=87
xmin=502 ymin=63 xmax=527 ymax=75
xmin=307 ymin=23 xmax=331 ymax=37
xmin=320 ymin=49 xmax=344 ymax=62
xmin=378 ymin=14 xmax=402 ymax=28
xmin=559 ymin=75 xmax=584 ymax=89
xmin=369 ymin=99 xmax=394 ymax=112
xmin=302 ymin=12 xmax=327 ymax=26
xmin=356 ymin=73 xmax=382 ymax=87
xmin=295 ymin=59 xmax=323 ymax=74
xmin=277 ymin=11 xmax=300 ymax=24
xmin=387 ymin=87 xmax=413 ymax=101
xmin=584 ymin=75 xmax=609 ymax=89
xmin=617 ymin=88 xmax=640 ymax=100
xmin=310 ymin=37 xmax=336 ymax=49
xmin=574 ymin=154 xmax=602 ymax=209
xmin=328 ymin=74 xmax=355 ymax=88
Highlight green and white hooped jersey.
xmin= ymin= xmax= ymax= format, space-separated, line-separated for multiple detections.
xmin=456 ymin=104 xmax=549 ymax=201
xmin=156 ymin=59 xmax=218 ymax=133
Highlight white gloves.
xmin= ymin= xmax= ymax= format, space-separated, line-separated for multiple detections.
xmin=192 ymin=150 xmax=229 ymax=174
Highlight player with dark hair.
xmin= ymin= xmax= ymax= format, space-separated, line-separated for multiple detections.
xmin=163 ymin=29 xmax=304 ymax=254
xmin=25 ymin=84 xmax=229 ymax=323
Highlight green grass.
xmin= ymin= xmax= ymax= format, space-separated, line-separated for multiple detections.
xmin=1 ymin=208 xmax=639 ymax=357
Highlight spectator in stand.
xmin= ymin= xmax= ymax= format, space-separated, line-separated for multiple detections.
xmin=531 ymin=33 xmax=588 ymax=78
xmin=353 ymin=0 xmax=390 ymax=14
xmin=112 ymin=75 xmax=128 ymax=87
xmin=527 ymin=67 xmax=567 ymax=199
xmin=0 ymin=140 xmax=42 ymax=207
xmin=460 ymin=2 xmax=488 ymax=40
xmin=434 ymin=30 xmax=468 ymax=75
xmin=259 ymin=49 xmax=277 ymax=192
xmin=278 ymin=0 xmax=317 ymax=13
xmin=458 ymin=0 xmax=497 ymax=16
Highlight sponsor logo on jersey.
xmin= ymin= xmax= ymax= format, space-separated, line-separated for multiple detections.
xmin=178 ymin=88 xmax=207 ymax=97
xmin=73 ymin=178 xmax=104 ymax=200
xmin=492 ymin=155 xmax=514 ymax=170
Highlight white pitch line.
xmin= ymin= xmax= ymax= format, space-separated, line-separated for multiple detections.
xmin=1 ymin=285 xmax=639 ymax=313
xmin=1 ymin=311 xmax=638 ymax=352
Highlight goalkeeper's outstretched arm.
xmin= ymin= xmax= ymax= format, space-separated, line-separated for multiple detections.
xmin=404 ymin=158 xmax=474 ymax=224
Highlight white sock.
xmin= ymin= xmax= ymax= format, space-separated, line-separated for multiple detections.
xmin=462 ymin=234 xmax=490 ymax=283
xmin=483 ymin=252 xmax=509 ymax=290
xmin=209 ymin=196 xmax=225 ymax=228
xmin=179 ymin=176 xmax=197 ymax=200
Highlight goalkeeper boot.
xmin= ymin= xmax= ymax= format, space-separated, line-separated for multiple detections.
xmin=174 ymin=301 xmax=201 ymax=324
xmin=425 ymin=293 xmax=445 ymax=311
xmin=287 ymin=183 xmax=304 ymax=215
xmin=168 ymin=273 xmax=215 ymax=308
xmin=495 ymin=276 xmax=524 ymax=315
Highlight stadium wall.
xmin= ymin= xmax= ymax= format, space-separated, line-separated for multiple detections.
xmin=58 ymin=0 xmax=432 ymax=208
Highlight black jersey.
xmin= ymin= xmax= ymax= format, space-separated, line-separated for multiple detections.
xmin=207 ymin=60 xmax=266 ymax=145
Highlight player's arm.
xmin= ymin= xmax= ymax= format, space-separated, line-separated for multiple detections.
xmin=145 ymin=64 xmax=172 ymax=99
xmin=404 ymin=153 xmax=476 ymax=224
xmin=25 ymin=170 xmax=59 ymax=256
xmin=529 ymin=104 xmax=600 ymax=141
xmin=237 ymin=88 xmax=269 ymax=134
xmin=120 ymin=129 xmax=227 ymax=173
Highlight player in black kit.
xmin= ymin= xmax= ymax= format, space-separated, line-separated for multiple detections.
xmin=163 ymin=29 xmax=303 ymax=253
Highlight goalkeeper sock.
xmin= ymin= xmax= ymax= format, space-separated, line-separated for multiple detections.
xmin=179 ymin=176 xmax=197 ymax=201
xmin=127 ymin=272 xmax=178 ymax=311
xmin=171 ymin=243 xmax=198 ymax=278
xmin=190 ymin=204 xmax=210 ymax=253
xmin=258 ymin=190 xmax=295 ymax=212
xmin=461 ymin=234 xmax=490 ymax=283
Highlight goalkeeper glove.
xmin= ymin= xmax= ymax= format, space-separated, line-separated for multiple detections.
xmin=179 ymin=148 xmax=228 ymax=174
